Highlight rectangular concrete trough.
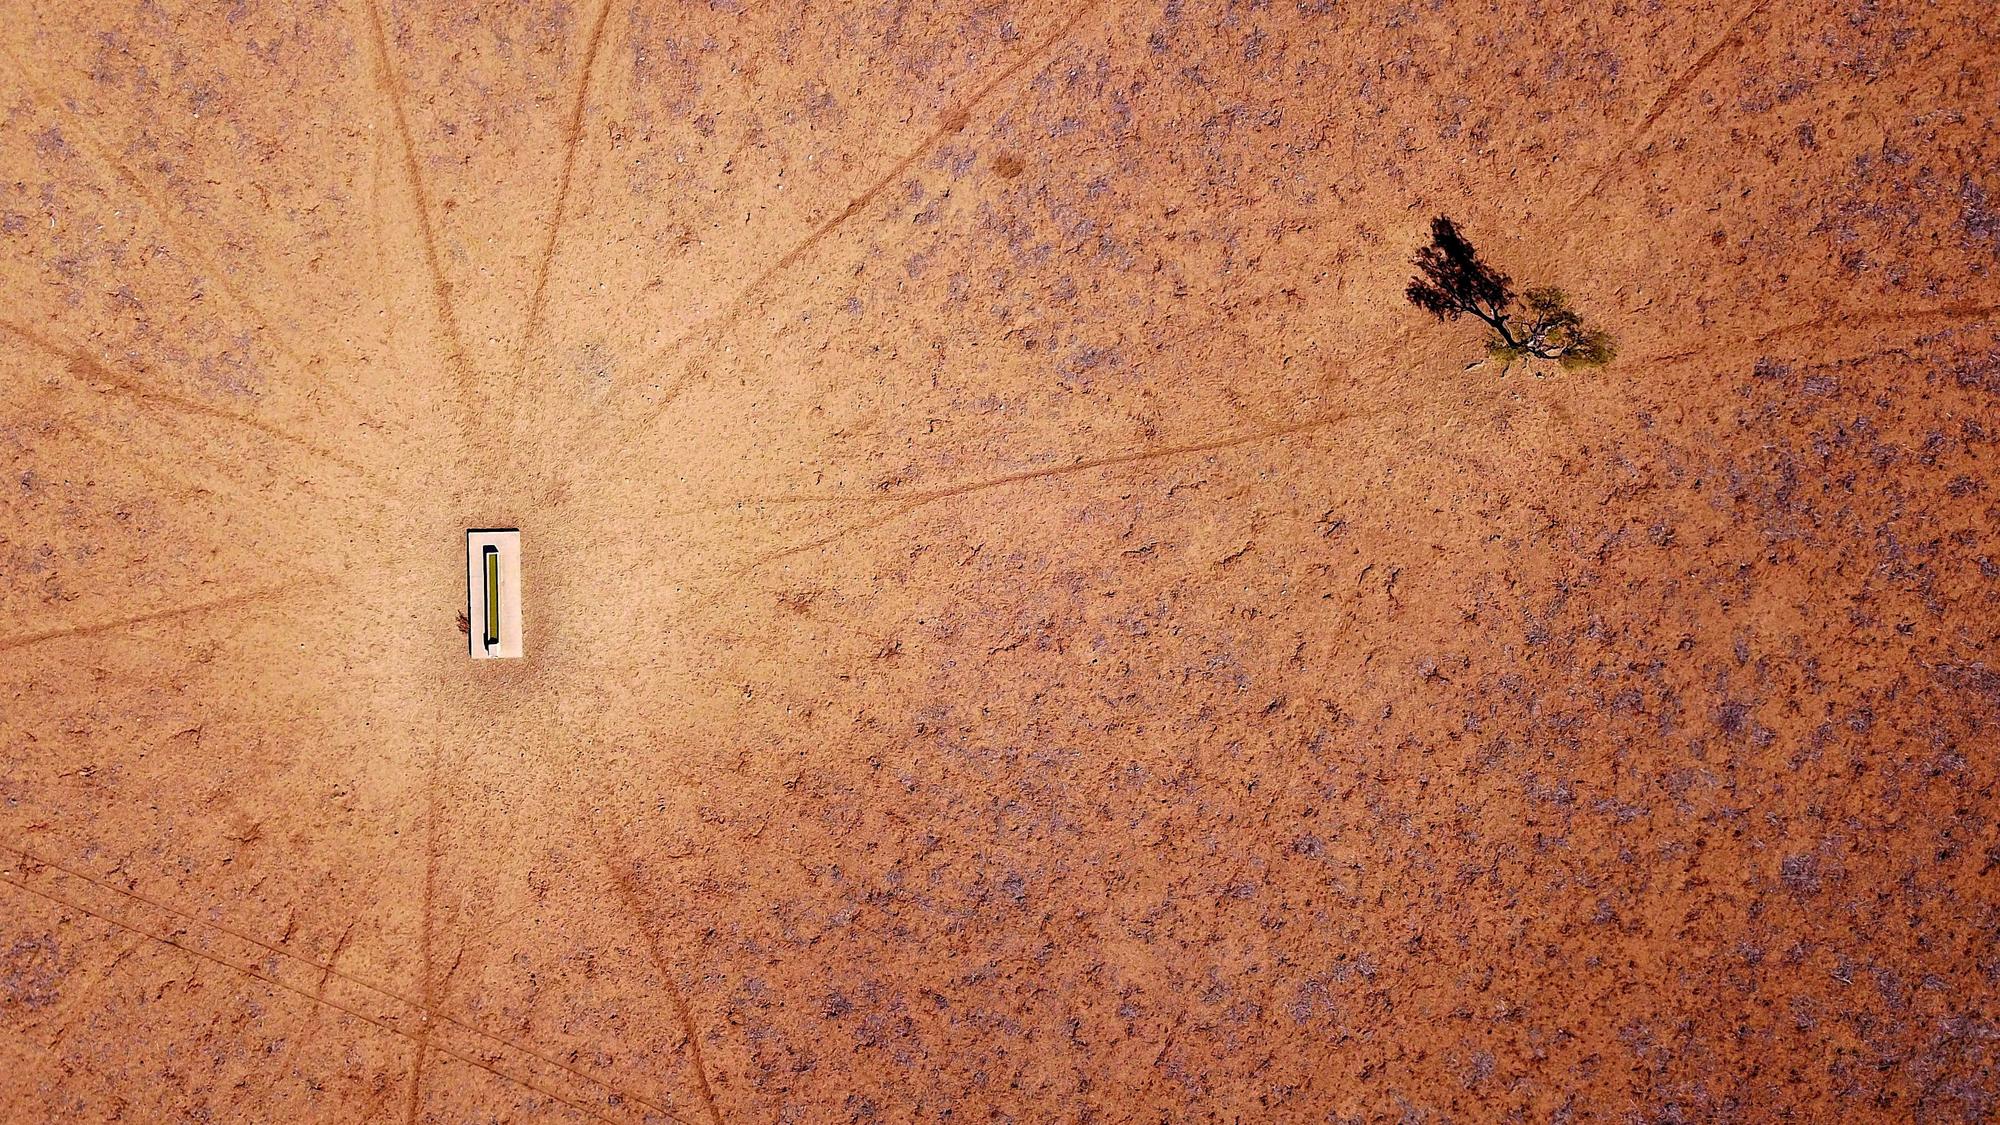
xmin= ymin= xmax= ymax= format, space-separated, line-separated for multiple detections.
xmin=465 ymin=529 xmax=522 ymax=659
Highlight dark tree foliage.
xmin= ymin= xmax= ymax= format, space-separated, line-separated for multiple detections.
xmin=1406 ymin=216 xmax=1513 ymax=326
xmin=1405 ymin=215 xmax=1615 ymax=371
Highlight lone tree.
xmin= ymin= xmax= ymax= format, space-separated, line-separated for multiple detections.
xmin=1405 ymin=216 xmax=1614 ymax=371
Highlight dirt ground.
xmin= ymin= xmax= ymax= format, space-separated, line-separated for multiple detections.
xmin=3 ymin=1 xmax=1997 ymax=1121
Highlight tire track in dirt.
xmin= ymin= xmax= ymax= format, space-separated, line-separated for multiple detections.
xmin=569 ymin=1 xmax=1110 ymax=475
xmin=44 ymin=405 xmax=387 ymax=583
xmin=674 ymin=405 xmax=1393 ymax=619
xmin=254 ymin=920 xmax=358 ymax=1108
xmin=1636 ymin=298 xmax=2000 ymax=368
xmin=589 ymin=833 xmax=728 ymax=1125
xmin=0 ymin=582 xmax=311 ymax=654
xmin=0 ymin=863 xmax=661 ymax=1125
xmin=1748 ymin=299 xmax=2000 ymax=346
xmin=0 ymin=40 xmax=380 ymax=429
xmin=891 ymin=410 xmax=1371 ymax=506
xmin=404 ymin=732 xmax=442 ymax=1125
xmin=360 ymin=0 xmax=481 ymax=431
xmin=0 ymin=318 xmax=388 ymax=490
xmin=602 ymin=258 xmax=1370 ymax=516
xmin=511 ymin=0 xmax=617 ymax=449
xmin=54 ymin=416 xmax=299 ymax=533
xmin=506 ymin=709 xmax=731 ymax=1125
xmin=0 ymin=844 xmax=688 ymax=1123
xmin=401 ymin=1031 xmax=431 ymax=1124
xmin=1570 ymin=0 xmax=1776 ymax=210
xmin=696 ymin=501 xmax=927 ymax=603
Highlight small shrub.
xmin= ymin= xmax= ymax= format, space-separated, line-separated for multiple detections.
xmin=1405 ymin=217 xmax=1615 ymax=373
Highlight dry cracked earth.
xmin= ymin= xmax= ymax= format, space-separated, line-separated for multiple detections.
xmin=2 ymin=0 xmax=1998 ymax=1122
